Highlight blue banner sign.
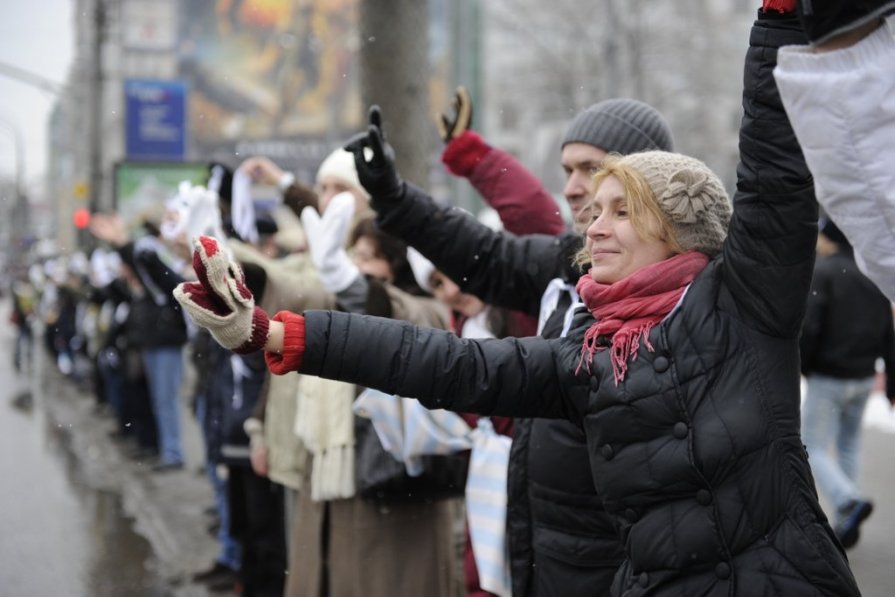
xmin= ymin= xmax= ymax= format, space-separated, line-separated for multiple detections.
xmin=124 ymin=79 xmax=187 ymax=160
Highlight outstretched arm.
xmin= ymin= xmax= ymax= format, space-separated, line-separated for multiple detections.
xmin=174 ymin=236 xmax=585 ymax=421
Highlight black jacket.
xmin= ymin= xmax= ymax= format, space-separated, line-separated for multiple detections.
xmin=295 ymin=11 xmax=860 ymax=597
xmin=372 ymin=65 xmax=618 ymax=597
xmin=800 ymin=248 xmax=895 ymax=394
xmin=118 ymin=240 xmax=187 ymax=349
xmin=376 ymin=187 xmax=616 ymax=595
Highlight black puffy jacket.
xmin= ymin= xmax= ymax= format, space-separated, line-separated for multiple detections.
xmin=376 ymin=189 xmax=621 ymax=594
xmin=800 ymin=247 xmax=895 ymax=391
xmin=373 ymin=56 xmax=622 ymax=597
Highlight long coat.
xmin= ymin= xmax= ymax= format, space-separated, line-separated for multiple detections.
xmin=286 ymin=280 xmax=460 ymax=597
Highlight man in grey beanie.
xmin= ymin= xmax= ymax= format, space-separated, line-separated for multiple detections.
xmin=344 ymin=97 xmax=673 ymax=597
xmin=561 ymin=99 xmax=674 ymax=232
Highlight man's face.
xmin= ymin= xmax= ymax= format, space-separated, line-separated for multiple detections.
xmin=561 ymin=143 xmax=609 ymax=234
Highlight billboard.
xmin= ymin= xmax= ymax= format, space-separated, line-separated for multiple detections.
xmin=178 ymin=0 xmax=362 ymax=145
xmin=113 ymin=161 xmax=210 ymax=227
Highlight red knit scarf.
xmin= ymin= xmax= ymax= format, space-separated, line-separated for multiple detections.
xmin=575 ymin=251 xmax=709 ymax=385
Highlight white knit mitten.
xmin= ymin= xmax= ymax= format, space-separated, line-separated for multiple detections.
xmin=173 ymin=236 xmax=270 ymax=353
xmin=301 ymin=191 xmax=360 ymax=293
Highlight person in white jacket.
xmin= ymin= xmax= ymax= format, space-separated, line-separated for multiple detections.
xmin=774 ymin=7 xmax=895 ymax=300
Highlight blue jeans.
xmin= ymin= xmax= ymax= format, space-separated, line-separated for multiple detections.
xmin=207 ymin=462 xmax=242 ymax=570
xmin=195 ymin=393 xmax=242 ymax=570
xmin=98 ymin=349 xmax=126 ymax=432
xmin=142 ymin=346 xmax=185 ymax=465
xmin=801 ymin=374 xmax=875 ymax=522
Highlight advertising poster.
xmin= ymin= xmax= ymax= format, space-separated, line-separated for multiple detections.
xmin=113 ymin=161 xmax=210 ymax=227
xmin=178 ymin=0 xmax=362 ymax=145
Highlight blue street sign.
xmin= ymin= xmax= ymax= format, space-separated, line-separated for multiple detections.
xmin=124 ymin=79 xmax=187 ymax=160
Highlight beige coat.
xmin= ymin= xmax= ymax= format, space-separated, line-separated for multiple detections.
xmin=286 ymin=284 xmax=460 ymax=597
xmin=230 ymin=242 xmax=336 ymax=490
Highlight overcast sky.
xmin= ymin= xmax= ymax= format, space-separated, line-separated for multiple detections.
xmin=0 ymin=0 xmax=73 ymax=184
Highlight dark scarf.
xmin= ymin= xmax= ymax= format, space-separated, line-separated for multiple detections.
xmin=575 ymin=251 xmax=709 ymax=384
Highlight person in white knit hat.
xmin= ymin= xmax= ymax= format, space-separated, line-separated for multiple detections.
xmin=235 ymin=150 xmax=461 ymax=597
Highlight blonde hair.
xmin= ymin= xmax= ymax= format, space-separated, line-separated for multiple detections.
xmin=574 ymin=154 xmax=684 ymax=267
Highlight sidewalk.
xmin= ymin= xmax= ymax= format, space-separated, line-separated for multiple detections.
xmin=31 ymin=342 xmax=228 ymax=596
xmin=837 ymin=405 xmax=895 ymax=597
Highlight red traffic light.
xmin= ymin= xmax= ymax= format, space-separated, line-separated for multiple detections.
xmin=73 ymin=207 xmax=91 ymax=229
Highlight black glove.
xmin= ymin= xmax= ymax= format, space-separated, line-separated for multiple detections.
xmin=436 ymin=86 xmax=473 ymax=143
xmin=798 ymin=0 xmax=894 ymax=45
xmin=344 ymin=105 xmax=404 ymax=202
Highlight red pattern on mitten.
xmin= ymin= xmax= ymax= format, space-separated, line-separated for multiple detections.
xmin=173 ymin=235 xmax=270 ymax=353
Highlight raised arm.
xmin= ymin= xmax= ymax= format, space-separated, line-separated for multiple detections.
xmin=721 ymin=8 xmax=816 ymax=336
xmin=438 ymin=87 xmax=565 ymax=236
xmin=344 ymin=107 xmax=581 ymax=317
xmin=379 ymin=184 xmax=579 ymax=316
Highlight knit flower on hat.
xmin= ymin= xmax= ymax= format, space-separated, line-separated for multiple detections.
xmin=618 ymin=151 xmax=731 ymax=257
xmin=661 ymin=169 xmax=711 ymax=225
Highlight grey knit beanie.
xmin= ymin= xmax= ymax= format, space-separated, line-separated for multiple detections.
xmin=619 ymin=151 xmax=731 ymax=257
xmin=561 ymin=99 xmax=674 ymax=154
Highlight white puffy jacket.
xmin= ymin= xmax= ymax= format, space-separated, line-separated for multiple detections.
xmin=775 ymin=20 xmax=895 ymax=301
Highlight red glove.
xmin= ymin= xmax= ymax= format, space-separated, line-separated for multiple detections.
xmin=763 ymin=0 xmax=796 ymax=13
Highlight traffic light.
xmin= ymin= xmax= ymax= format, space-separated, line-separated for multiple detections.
xmin=73 ymin=207 xmax=91 ymax=229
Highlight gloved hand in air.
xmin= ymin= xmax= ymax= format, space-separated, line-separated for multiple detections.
xmin=344 ymin=105 xmax=404 ymax=202
xmin=436 ymin=85 xmax=492 ymax=177
xmin=300 ymin=192 xmax=360 ymax=293
xmin=436 ymin=85 xmax=473 ymax=143
xmin=173 ymin=236 xmax=271 ymax=354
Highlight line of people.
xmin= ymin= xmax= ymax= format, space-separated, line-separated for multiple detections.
xmin=8 ymin=2 xmax=895 ymax=596
xmin=171 ymin=2 xmax=895 ymax=597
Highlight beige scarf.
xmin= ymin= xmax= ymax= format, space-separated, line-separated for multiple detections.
xmin=294 ymin=374 xmax=357 ymax=501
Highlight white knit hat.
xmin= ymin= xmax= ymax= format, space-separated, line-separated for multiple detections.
xmin=316 ymin=148 xmax=369 ymax=199
xmin=619 ymin=151 xmax=731 ymax=257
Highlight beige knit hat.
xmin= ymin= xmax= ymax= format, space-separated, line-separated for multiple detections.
xmin=619 ymin=151 xmax=731 ymax=257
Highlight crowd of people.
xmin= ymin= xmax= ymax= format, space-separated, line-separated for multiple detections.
xmin=8 ymin=2 xmax=895 ymax=596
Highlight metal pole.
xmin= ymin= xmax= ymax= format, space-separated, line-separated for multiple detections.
xmin=0 ymin=117 xmax=29 ymax=271
xmin=88 ymin=0 xmax=106 ymax=215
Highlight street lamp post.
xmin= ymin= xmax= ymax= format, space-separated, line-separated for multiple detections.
xmin=0 ymin=117 xmax=29 ymax=274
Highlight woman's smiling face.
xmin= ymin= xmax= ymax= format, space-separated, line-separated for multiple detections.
xmin=585 ymin=175 xmax=676 ymax=284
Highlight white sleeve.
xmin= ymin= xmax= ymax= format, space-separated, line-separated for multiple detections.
xmin=301 ymin=192 xmax=360 ymax=293
xmin=774 ymin=21 xmax=895 ymax=301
